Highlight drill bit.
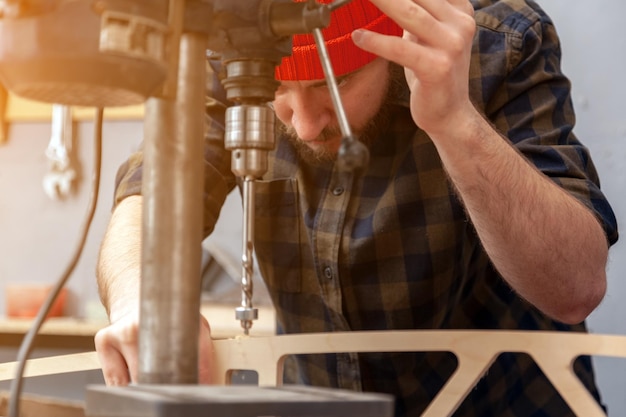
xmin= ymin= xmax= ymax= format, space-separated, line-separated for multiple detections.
xmin=235 ymin=176 xmax=259 ymax=334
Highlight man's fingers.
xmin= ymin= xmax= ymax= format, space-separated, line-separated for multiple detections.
xmin=369 ymin=0 xmax=445 ymax=26
xmin=352 ymin=29 xmax=434 ymax=75
xmin=95 ymin=329 xmax=132 ymax=386
xmin=94 ymin=319 xmax=140 ymax=386
xmin=95 ymin=314 xmax=215 ymax=386
xmin=365 ymin=0 xmax=475 ymax=44
xmin=446 ymin=0 xmax=475 ymax=15
xmin=198 ymin=315 xmax=215 ymax=385
xmin=367 ymin=0 xmax=473 ymax=21
xmin=365 ymin=0 xmax=446 ymax=49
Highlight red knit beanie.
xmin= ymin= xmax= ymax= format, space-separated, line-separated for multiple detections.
xmin=275 ymin=0 xmax=403 ymax=81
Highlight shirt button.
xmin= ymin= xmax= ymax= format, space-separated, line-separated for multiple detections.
xmin=324 ymin=266 xmax=333 ymax=280
xmin=332 ymin=186 xmax=344 ymax=196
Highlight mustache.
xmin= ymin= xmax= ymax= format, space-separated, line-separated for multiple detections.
xmin=279 ymin=123 xmax=343 ymax=143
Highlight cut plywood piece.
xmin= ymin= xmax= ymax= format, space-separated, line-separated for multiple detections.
xmin=210 ymin=331 xmax=625 ymax=417
xmin=2 ymin=330 xmax=626 ymax=416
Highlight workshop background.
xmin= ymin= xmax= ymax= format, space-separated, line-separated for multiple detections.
xmin=0 ymin=0 xmax=625 ymax=414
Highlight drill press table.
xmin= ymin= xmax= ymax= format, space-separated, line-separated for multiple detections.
xmin=86 ymin=384 xmax=394 ymax=417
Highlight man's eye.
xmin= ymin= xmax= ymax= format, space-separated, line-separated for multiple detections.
xmin=317 ymin=77 xmax=348 ymax=90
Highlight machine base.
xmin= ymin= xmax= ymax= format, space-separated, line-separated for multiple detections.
xmin=85 ymin=384 xmax=394 ymax=417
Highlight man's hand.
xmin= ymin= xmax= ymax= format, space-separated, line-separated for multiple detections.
xmin=94 ymin=311 xmax=139 ymax=386
xmin=96 ymin=197 xmax=216 ymax=385
xmin=352 ymin=0 xmax=476 ymax=137
xmin=95 ymin=311 xmax=215 ymax=385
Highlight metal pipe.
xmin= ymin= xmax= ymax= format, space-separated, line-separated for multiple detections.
xmin=138 ymin=30 xmax=207 ymax=384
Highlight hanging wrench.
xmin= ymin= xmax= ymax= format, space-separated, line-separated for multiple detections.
xmin=43 ymin=104 xmax=76 ymax=199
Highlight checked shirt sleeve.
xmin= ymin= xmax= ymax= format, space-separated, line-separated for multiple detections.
xmin=471 ymin=5 xmax=618 ymax=245
xmin=113 ymin=72 xmax=237 ymax=238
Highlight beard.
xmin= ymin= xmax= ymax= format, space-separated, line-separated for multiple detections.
xmin=277 ymin=63 xmax=405 ymax=167
xmin=279 ymin=123 xmax=343 ymax=166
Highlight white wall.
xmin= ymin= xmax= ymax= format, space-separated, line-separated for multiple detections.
xmin=0 ymin=120 xmax=144 ymax=318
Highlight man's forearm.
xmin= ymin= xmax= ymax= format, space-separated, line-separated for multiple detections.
xmin=97 ymin=195 xmax=143 ymax=323
xmin=433 ymin=111 xmax=609 ymax=324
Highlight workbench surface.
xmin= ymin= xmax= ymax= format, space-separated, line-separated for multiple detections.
xmin=0 ymin=304 xmax=276 ymax=350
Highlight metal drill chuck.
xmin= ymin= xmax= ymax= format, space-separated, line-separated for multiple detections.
xmin=224 ymin=104 xmax=275 ymax=178
xmin=225 ymin=105 xmax=274 ymax=335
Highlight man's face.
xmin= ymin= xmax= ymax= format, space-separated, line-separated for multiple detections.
xmin=273 ymin=58 xmax=391 ymax=165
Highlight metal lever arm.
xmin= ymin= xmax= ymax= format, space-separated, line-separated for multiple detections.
xmin=312 ymin=26 xmax=369 ymax=173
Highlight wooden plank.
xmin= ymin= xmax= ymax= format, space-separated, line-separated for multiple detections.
xmin=0 ymin=391 xmax=84 ymax=417
xmin=0 ymin=352 xmax=100 ymax=382
xmin=2 ymin=330 xmax=625 ymax=416
xmin=210 ymin=331 xmax=624 ymax=417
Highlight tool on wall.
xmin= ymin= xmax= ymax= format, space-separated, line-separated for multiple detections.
xmin=42 ymin=104 xmax=76 ymax=199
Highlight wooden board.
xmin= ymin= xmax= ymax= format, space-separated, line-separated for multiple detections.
xmin=0 ymin=391 xmax=84 ymax=417
xmin=211 ymin=330 xmax=625 ymax=416
xmin=2 ymin=330 xmax=626 ymax=416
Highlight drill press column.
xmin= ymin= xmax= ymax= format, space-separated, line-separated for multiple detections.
xmin=139 ymin=29 xmax=207 ymax=384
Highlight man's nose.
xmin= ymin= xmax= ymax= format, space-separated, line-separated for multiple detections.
xmin=284 ymin=90 xmax=333 ymax=141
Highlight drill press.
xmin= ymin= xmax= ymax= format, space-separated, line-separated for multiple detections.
xmin=0 ymin=0 xmax=392 ymax=415
xmin=216 ymin=0 xmax=370 ymax=334
xmin=210 ymin=0 xmax=332 ymax=334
